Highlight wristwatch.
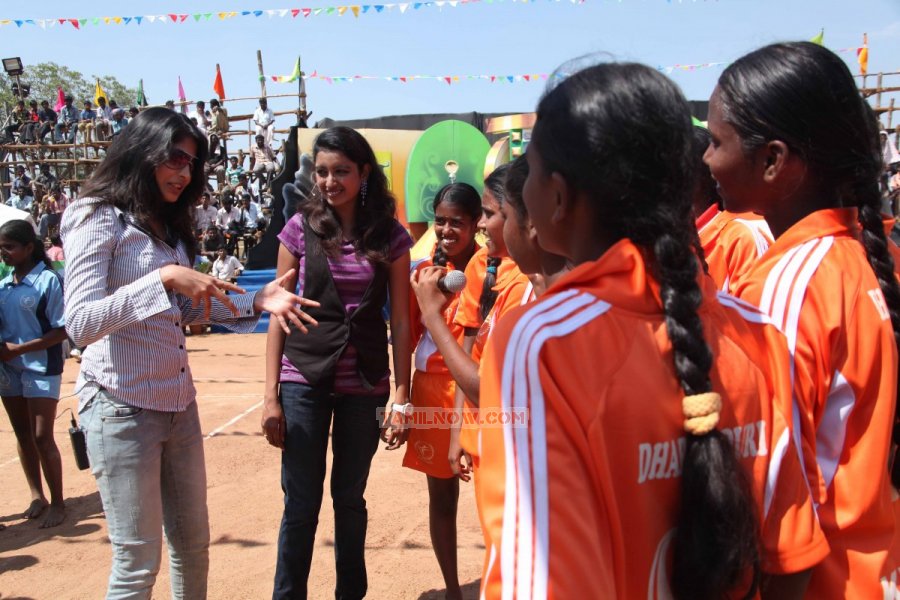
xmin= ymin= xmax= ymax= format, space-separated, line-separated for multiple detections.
xmin=391 ymin=403 xmax=414 ymax=416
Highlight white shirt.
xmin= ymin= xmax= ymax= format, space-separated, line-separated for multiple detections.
xmin=238 ymin=202 xmax=261 ymax=228
xmin=212 ymin=255 xmax=243 ymax=281
xmin=253 ymin=107 xmax=274 ymax=128
xmin=189 ymin=109 xmax=210 ymax=134
xmin=215 ymin=206 xmax=242 ymax=230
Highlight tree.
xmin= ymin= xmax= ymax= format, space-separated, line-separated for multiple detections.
xmin=0 ymin=61 xmax=137 ymax=120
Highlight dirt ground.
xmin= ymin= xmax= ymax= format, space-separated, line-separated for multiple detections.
xmin=0 ymin=333 xmax=484 ymax=599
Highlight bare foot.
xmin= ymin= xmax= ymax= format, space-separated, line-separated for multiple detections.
xmin=24 ymin=498 xmax=48 ymax=519
xmin=40 ymin=504 xmax=66 ymax=528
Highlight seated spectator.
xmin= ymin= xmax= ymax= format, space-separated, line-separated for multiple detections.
xmin=193 ymin=191 xmax=218 ymax=233
xmin=46 ymin=235 xmax=65 ymax=262
xmin=94 ymin=96 xmax=112 ymax=141
xmin=215 ymin=195 xmax=241 ymax=232
xmin=164 ymin=99 xmax=175 ymax=110
xmin=234 ymin=172 xmax=260 ymax=205
xmin=249 ymin=134 xmax=278 ymax=191
xmin=208 ymin=99 xmax=230 ymax=140
xmin=128 ymin=106 xmax=139 ymax=119
xmin=190 ymin=100 xmax=210 ymax=135
xmin=34 ymin=164 xmax=58 ymax=199
xmin=77 ymin=100 xmax=97 ymax=144
xmin=20 ymin=100 xmax=40 ymax=144
xmin=206 ymin=134 xmax=228 ymax=190
xmin=110 ymin=109 xmax=129 ymax=137
xmin=226 ymin=155 xmax=244 ymax=187
xmin=199 ymin=225 xmax=226 ymax=260
xmin=238 ymin=192 xmax=263 ymax=231
xmin=37 ymin=100 xmax=57 ymax=144
xmin=38 ymin=185 xmax=69 ymax=240
xmin=55 ymin=95 xmax=79 ymax=144
xmin=2 ymin=100 xmax=28 ymax=143
xmin=211 ymin=247 xmax=243 ymax=283
xmin=8 ymin=166 xmax=34 ymax=211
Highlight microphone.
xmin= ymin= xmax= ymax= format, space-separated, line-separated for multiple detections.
xmin=437 ymin=269 xmax=467 ymax=294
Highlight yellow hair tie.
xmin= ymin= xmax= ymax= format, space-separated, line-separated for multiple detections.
xmin=683 ymin=392 xmax=722 ymax=436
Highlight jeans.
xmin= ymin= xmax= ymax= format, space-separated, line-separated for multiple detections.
xmin=273 ymin=383 xmax=386 ymax=600
xmin=81 ymin=389 xmax=209 ymax=600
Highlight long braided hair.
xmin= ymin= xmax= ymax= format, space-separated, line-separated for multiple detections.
xmin=717 ymin=41 xmax=900 ymax=487
xmin=479 ymin=164 xmax=511 ymax=321
xmin=532 ymin=62 xmax=760 ymax=599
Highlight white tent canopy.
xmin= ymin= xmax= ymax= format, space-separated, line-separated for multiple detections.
xmin=0 ymin=203 xmax=38 ymax=232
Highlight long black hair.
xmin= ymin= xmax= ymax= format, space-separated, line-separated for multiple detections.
xmin=532 ymin=62 xmax=760 ymax=599
xmin=304 ymin=126 xmax=396 ymax=265
xmin=503 ymin=155 xmax=529 ymax=225
xmin=431 ymin=182 xmax=481 ymax=267
xmin=479 ymin=164 xmax=511 ymax=321
xmin=717 ymin=41 xmax=900 ymax=487
xmin=79 ymin=107 xmax=208 ymax=259
xmin=0 ymin=219 xmax=52 ymax=270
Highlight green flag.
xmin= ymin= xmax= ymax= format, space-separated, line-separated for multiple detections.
xmin=137 ymin=79 xmax=148 ymax=107
xmin=810 ymin=29 xmax=824 ymax=45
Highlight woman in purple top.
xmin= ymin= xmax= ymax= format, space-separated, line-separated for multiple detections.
xmin=263 ymin=126 xmax=412 ymax=599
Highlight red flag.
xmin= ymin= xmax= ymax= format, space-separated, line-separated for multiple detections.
xmin=213 ymin=65 xmax=226 ymax=100
xmin=54 ymin=87 xmax=65 ymax=112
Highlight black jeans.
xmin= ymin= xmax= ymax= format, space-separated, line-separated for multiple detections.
xmin=273 ymin=382 xmax=386 ymax=600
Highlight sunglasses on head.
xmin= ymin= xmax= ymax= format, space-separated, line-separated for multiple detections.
xmin=162 ymin=148 xmax=197 ymax=171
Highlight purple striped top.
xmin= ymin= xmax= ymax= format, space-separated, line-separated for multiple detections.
xmin=277 ymin=213 xmax=412 ymax=395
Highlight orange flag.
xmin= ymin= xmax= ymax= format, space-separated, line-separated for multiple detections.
xmin=213 ymin=65 xmax=226 ymax=100
xmin=858 ymin=33 xmax=869 ymax=75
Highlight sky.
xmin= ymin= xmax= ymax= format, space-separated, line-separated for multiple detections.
xmin=1 ymin=0 xmax=899 ymax=125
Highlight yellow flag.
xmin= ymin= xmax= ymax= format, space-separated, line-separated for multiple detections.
xmin=94 ymin=79 xmax=107 ymax=105
xmin=858 ymin=33 xmax=869 ymax=75
xmin=810 ymin=29 xmax=824 ymax=45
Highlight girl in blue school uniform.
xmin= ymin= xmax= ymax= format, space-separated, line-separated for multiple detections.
xmin=0 ymin=219 xmax=67 ymax=528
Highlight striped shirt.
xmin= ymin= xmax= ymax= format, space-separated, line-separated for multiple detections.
xmin=277 ymin=213 xmax=412 ymax=395
xmin=61 ymin=198 xmax=259 ymax=412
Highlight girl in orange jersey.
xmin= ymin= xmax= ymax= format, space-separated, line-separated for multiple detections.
xmin=477 ymin=62 xmax=828 ymax=599
xmin=706 ymin=42 xmax=900 ymax=598
xmin=403 ymin=183 xmax=481 ymax=600
xmin=691 ymin=126 xmax=774 ymax=293
xmin=412 ymin=164 xmax=531 ymax=480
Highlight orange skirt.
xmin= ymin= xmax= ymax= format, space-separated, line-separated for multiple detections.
xmin=403 ymin=370 xmax=458 ymax=479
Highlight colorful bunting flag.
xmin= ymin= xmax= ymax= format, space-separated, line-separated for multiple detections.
xmin=273 ymin=58 xmax=302 ymax=83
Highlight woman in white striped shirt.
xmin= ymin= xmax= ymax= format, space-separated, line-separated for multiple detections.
xmin=61 ymin=107 xmax=318 ymax=600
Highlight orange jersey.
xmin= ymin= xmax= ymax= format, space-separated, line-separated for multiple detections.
xmin=696 ymin=206 xmax=773 ymax=294
xmin=454 ymin=246 xmax=523 ymax=335
xmin=734 ymin=208 xmax=898 ymax=598
xmin=477 ymin=239 xmax=827 ymax=599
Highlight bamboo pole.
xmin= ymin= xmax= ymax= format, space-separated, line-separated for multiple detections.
xmin=856 ymin=70 xmax=900 ymax=78
xmin=861 ymin=86 xmax=900 ymax=98
xmin=876 ymin=73 xmax=884 ymax=108
xmin=889 ymin=99 xmax=896 ymax=130
xmin=257 ymin=50 xmax=268 ymax=98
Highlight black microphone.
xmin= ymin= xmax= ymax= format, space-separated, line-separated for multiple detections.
xmin=437 ymin=270 xmax=467 ymax=294
xmin=68 ymin=413 xmax=90 ymax=471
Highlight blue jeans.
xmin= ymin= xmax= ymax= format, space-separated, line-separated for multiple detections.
xmin=81 ymin=389 xmax=209 ymax=600
xmin=273 ymin=383 xmax=387 ymax=600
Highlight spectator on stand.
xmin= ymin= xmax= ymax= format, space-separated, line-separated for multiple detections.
xmin=128 ymin=106 xmax=139 ymax=119
xmin=211 ymin=247 xmax=243 ymax=283
xmin=189 ymin=101 xmax=210 ymax=136
xmin=36 ymin=101 xmax=57 ymax=145
xmin=2 ymin=100 xmax=28 ymax=143
xmin=55 ymin=96 xmax=79 ymax=144
xmin=8 ymin=166 xmax=34 ymax=211
xmin=194 ymin=192 xmax=218 ymax=233
xmin=226 ymin=155 xmax=244 ymax=187
xmin=94 ymin=97 xmax=112 ymax=142
xmin=20 ymin=101 xmax=40 ymax=144
xmin=250 ymin=135 xmax=278 ymax=192
xmin=77 ymin=101 xmax=97 ymax=144
xmin=38 ymin=185 xmax=69 ymax=241
xmin=164 ymin=99 xmax=175 ymax=111
xmin=110 ymin=109 xmax=128 ymax=137
xmin=206 ymin=134 xmax=228 ymax=190
xmin=208 ymin=99 xmax=229 ymax=140
xmin=253 ymin=97 xmax=275 ymax=148
xmin=199 ymin=225 xmax=226 ymax=261
xmin=34 ymin=165 xmax=58 ymax=200
xmin=46 ymin=235 xmax=65 ymax=262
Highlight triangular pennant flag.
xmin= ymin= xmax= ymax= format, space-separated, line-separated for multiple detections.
xmin=810 ymin=28 xmax=824 ymax=46
xmin=279 ymin=9 xmax=289 ymax=16
xmin=204 ymin=12 xmax=212 ymax=19
xmin=103 ymin=17 xmax=111 ymax=24
xmin=400 ymin=76 xmax=407 ymax=82
xmin=363 ymin=5 xmax=371 ymax=12
xmin=302 ymin=8 xmax=312 ymax=16
xmin=194 ymin=13 xmax=202 ymax=22
xmin=375 ymin=4 xmax=385 ymax=11
xmin=113 ymin=16 xmax=123 ymax=24
xmin=135 ymin=16 xmax=143 ymax=24
xmin=490 ymin=75 xmax=496 ymax=82
xmin=274 ymin=58 xmax=302 ymax=83
xmin=179 ymin=14 xmax=188 ymax=22
xmin=444 ymin=76 xmax=452 ymax=85
xmin=241 ymin=11 xmax=252 ymax=16
xmin=338 ymin=6 xmax=348 ymax=15
xmin=37 ymin=19 xmax=47 ymax=29
xmin=327 ymin=7 xmax=336 ymax=14
xmin=123 ymin=16 xmax=132 ymax=24
xmin=218 ymin=12 xmax=228 ymax=19
xmin=92 ymin=17 xmax=100 ymax=25
xmin=523 ymin=74 xmax=530 ymax=81
xmin=399 ymin=3 xmax=409 ymax=12
xmin=506 ymin=76 xmax=514 ymax=83
xmin=213 ymin=65 xmax=226 ymax=99
xmin=292 ymin=8 xmax=301 ymax=16
xmin=314 ymin=8 xmax=324 ymax=15
xmin=58 ymin=18 xmax=66 ymax=25
xmin=169 ymin=14 xmax=178 ymax=22
xmin=79 ymin=18 xmax=87 ymax=26
xmin=253 ymin=10 xmax=263 ymax=16
xmin=352 ymin=6 xmax=361 ymax=16
xmin=414 ymin=2 xmax=423 ymax=8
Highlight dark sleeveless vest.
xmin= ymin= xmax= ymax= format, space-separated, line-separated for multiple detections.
xmin=283 ymin=218 xmax=389 ymax=389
